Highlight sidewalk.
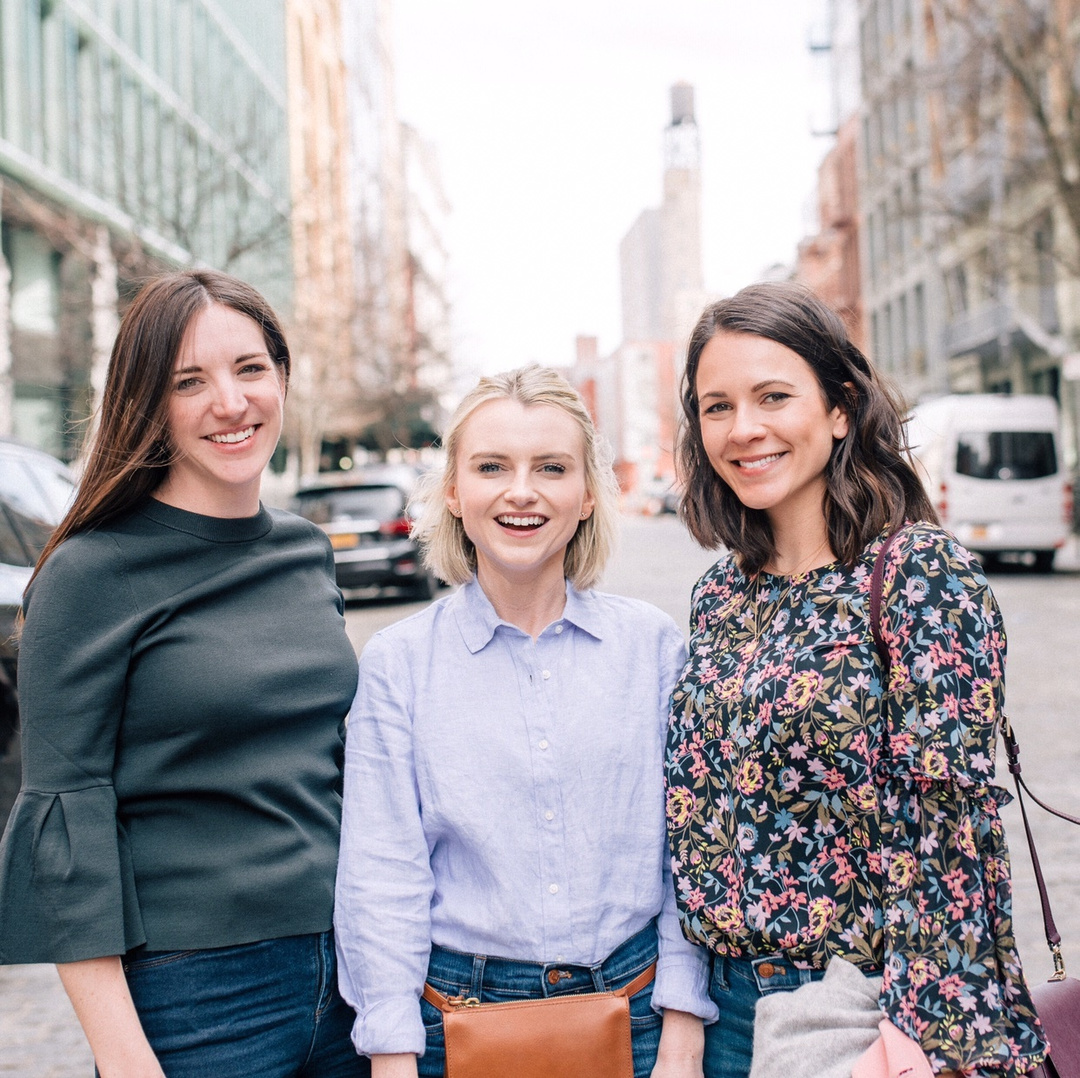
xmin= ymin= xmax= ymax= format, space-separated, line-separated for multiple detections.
xmin=0 ymin=963 xmax=90 ymax=1076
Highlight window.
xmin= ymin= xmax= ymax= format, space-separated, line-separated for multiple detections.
xmin=955 ymin=431 xmax=1057 ymax=480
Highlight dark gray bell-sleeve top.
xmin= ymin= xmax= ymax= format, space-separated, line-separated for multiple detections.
xmin=0 ymin=498 xmax=359 ymax=964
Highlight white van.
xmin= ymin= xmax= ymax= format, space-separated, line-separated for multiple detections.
xmin=905 ymin=394 xmax=1071 ymax=571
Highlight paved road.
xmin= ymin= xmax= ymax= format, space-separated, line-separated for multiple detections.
xmin=3 ymin=515 xmax=1078 ymax=1073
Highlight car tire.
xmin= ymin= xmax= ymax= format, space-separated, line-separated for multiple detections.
xmin=1033 ymin=549 xmax=1055 ymax=573
xmin=409 ymin=572 xmax=436 ymax=601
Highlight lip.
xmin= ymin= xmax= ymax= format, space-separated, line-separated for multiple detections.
xmin=732 ymin=451 xmax=786 ymax=472
xmin=205 ymin=425 xmax=258 ymax=445
xmin=496 ymin=513 xmax=548 ymax=530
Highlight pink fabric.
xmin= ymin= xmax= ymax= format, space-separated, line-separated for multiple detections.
xmin=852 ymin=1019 xmax=934 ymax=1078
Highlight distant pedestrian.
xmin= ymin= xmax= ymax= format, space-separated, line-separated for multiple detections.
xmin=334 ymin=365 xmax=714 ymax=1078
xmin=665 ymin=281 xmax=1047 ymax=1078
xmin=0 ymin=270 xmax=366 ymax=1077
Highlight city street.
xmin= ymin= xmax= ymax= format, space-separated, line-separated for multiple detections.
xmin=2 ymin=514 xmax=1079 ymax=1074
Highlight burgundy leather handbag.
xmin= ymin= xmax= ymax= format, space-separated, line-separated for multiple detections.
xmin=870 ymin=532 xmax=1080 ymax=1078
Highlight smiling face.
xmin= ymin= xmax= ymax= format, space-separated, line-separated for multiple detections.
xmin=447 ymin=398 xmax=595 ymax=591
xmin=695 ymin=330 xmax=849 ymax=532
xmin=154 ymin=302 xmax=285 ymax=517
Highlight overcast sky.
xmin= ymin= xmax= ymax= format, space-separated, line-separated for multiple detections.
xmin=391 ymin=0 xmax=832 ymax=381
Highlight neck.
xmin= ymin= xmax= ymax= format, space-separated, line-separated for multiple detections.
xmin=476 ymin=561 xmax=568 ymax=639
xmin=765 ymin=513 xmax=834 ymax=577
xmin=152 ymin=480 xmax=261 ymax=519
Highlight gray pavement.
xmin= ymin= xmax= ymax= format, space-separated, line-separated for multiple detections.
xmin=2 ymin=517 xmax=1078 ymax=1074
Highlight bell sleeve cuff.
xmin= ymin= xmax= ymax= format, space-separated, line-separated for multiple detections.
xmin=0 ymin=785 xmax=145 ymax=964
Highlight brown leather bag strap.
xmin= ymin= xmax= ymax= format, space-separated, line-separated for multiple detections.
xmin=421 ymin=961 xmax=656 ymax=1012
xmin=613 ymin=961 xmax=657 ymax=999
xmin=869 ymin=529 xmax=905 ymax=668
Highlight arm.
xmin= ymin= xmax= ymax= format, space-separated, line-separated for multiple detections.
xmin=334 ymin=632 xmax=435 ymax=1058
xmin=56 ymin=958 xmax=164 ymax=1078
xmin=0 ymin=536 xmax=146 ymax=966
xmin=875 ymin=528 xmax=1046 ymax=1076
xmin=370 ymin=1055 xmax=419 ymax=1078
xmin=654 ymin=620 xmax=716 ymax=1025
xmin=652 ymin=1008 xmax=705 ymax=1078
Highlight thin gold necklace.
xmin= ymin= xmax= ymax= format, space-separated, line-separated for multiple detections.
xmin=763 ymin=537 xmax=831 ymax=578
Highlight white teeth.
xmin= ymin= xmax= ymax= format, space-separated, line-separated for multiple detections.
xmin=498 ymin=515 xmax=545 ymax=527
xmin=737 ymin=453 xmax=783 ymax=471
xmin=208 ymin=427 xmax=255 ymax=444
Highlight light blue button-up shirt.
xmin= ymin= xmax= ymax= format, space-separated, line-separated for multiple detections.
xmin=334 ymin=577 xmax=715 ymax=1056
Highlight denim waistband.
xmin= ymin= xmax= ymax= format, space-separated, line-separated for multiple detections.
xmin=427 ymin=921 xmax=658 ymax=1000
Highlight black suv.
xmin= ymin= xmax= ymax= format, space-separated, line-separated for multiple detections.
xmin=0 ymin=440 xmax=77 ymax=829
xmin=291 ymin=464 xmax=439 ymax=601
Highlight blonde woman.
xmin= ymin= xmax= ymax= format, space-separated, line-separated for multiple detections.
xmin=335 ymin=366 xmax=714 ymax=1078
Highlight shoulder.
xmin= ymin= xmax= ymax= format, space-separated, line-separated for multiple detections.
xmin=266 ymin=507 xmax=333 ymax=550
xmin=585 ymin=590 xmax=679 ymax=631
xmin=688 ymin=551 xmax=740 ymax=610
xmin=359 ymin=590 xmax=457 ymax=665
xmin=883 ymin=521 xmax=988 ymax=587
xmin=24 ymin=524 xmax=136 ymax=623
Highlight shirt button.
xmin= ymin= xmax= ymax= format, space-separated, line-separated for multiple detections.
xmin=549 ymin=883 xmax=559 ymax=894
xmin=544 ymin=810 xmax=554 ymax=820
xmin=542 ymin=670 xmax=551 ymax=679
xmin=758 ymin=962 xmax=775 ymax=978
xmin=555 ymin=625 xmax=564 ymax=634
xmin=538 ymin=739 xmax=549 ymax=750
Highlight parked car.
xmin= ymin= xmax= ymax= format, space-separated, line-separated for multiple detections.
xmin=906 ymin=393 xmax=1070 ymax=572
xmin=0 ymin=440 xmax=77 ymax=829
xmin=291 ymin=464 xmax=439 ymax=601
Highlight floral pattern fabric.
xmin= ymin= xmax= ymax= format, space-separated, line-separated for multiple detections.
xmin=666 ymin=523 xmax=1046 ymax=1076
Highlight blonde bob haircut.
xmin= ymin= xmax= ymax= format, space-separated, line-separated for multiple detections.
xmin=412 ymin=364 xmax=620 ymax=591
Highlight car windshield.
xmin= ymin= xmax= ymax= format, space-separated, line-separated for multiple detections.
xmin=955 ymin=431 xmax=1058 ymax=480
xmin=295 ymin=485 xmax=406 ymax=524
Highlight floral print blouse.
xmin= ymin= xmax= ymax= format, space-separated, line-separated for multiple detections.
xmin=666 ymin=523 xmax=1047 ymax=1076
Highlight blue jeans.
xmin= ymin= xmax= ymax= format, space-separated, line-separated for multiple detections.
xmin=702 ymin=955 xmax=826 ymax=1078
xmin=120 ymin=930 xmax=369 ymax=1078
xmin=417 ymin=922 xmax=662 ymax=1078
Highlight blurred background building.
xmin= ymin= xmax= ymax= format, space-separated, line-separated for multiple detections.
xmin=572 ymin=82 xmax=708 ymax=501
xmin=0 ymin=0 xmax=452 ymax=478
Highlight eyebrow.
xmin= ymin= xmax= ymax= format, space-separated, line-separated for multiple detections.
xmin=699 ymin=378 xmax=798 ymax=400
xmin=174 ymin=351 xmax=269 ymax=376
xmin=467 ymin=451 xmax=576 ymax=462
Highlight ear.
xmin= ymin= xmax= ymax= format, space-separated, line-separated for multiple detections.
xmin=832 ymin=383 xmax=853 ymax=440
xmin=579 ymin=488 xmax=596 ymax=521
xmin=446 ymin=487 xmax=461 ymax=518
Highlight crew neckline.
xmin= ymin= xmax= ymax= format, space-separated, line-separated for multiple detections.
xmin=138 ymin=497 xmax=274 ymax=543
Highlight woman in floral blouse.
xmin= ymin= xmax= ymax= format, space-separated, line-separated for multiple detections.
xmin=665 ymin=280 xmax=1046 ymax=1078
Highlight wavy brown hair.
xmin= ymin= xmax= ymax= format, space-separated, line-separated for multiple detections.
xmin=29 ymin=269 xmax=290 ymax=587
xmin=678 ymin=280 xmax=936 ymax=573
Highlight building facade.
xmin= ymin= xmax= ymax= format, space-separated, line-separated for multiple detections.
xmin=857 ymin=0 xmax=1080 ymax=465
xmin=0 ymin=0 xmax=292 ymax=458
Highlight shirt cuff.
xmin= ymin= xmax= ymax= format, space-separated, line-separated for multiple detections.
xmin=354 ymin=995 xmax=428 ymax=1057
xmin=652 ymin=953 xmax=718 ymax=1023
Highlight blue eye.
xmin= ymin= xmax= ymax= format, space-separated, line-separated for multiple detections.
xmin=541 ymin=463 xmax=566 ymax=474
xmin=477 ymin=461 xmax=502 ymax=474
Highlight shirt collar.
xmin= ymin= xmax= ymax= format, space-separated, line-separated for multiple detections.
xmin=453 ymin=576 xmax=605 ymax=653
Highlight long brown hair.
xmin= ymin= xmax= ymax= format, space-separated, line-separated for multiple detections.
xmin=678 ymin=280 xmax=936 ymax=574
xmin=30 ymin=269 xmax=290 ymax=586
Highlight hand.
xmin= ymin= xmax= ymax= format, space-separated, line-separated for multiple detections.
xmin=371 ymin=1053 xmax=419 ymax=1078
xmin=650 ymin=1008 xmax=705 ymax=1078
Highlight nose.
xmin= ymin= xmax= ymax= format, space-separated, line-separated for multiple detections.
xmin=506 ymin=466 xmax=538 ymax=504
xmin=728 ymin=405 xmax=765 ymax=444
xmin=210 ymin=375 xmax=247 ymax=418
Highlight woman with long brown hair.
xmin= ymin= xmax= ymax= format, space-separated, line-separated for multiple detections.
xmin=665 ymin=281 xmax=1046 ymax=1078
xmin=0 ymin=270 xmax=365 ymax=1077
